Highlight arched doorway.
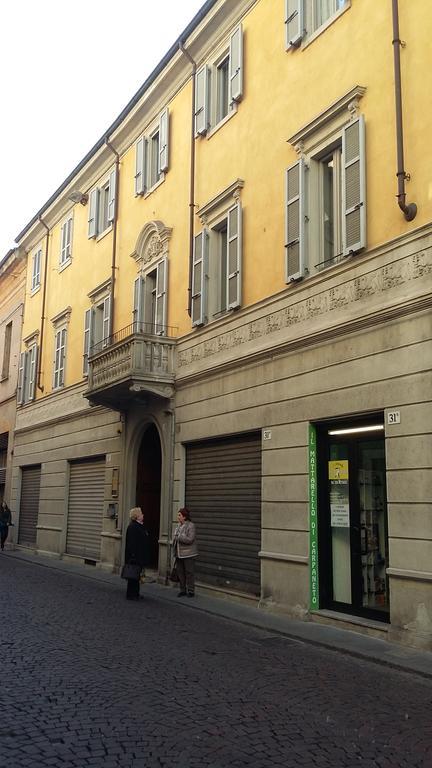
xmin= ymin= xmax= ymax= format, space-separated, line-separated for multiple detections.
xmin=136 ymin=424 xmax=161 ymax=569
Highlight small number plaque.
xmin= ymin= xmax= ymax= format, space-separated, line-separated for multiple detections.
xmin=387 ymin=411 xmax=401 ymax=425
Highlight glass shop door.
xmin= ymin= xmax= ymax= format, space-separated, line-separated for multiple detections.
xmin=322 ymin=424 xmax=389 ymax=621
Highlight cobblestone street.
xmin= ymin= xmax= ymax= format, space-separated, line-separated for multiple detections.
xmin=1 ymin=554 xmax=431 ymax=768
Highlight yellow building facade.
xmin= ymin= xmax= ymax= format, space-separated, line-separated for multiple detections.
xmin=9 ymin=0 xmax=432 ymax=648
xmin=0 ymin=250 xmax=26 ymax=511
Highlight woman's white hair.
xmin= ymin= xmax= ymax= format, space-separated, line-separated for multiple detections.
xmin=129 ymin=507 xmax=142 ymax=521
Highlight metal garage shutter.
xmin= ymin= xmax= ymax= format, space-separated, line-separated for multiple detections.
xmin=185 ymin=433 xmax=261 ymax=595
xmin=66 ymin=458 xmax=105 ymax=561
xmin=18 ymin=465 xmax=41 ymax=545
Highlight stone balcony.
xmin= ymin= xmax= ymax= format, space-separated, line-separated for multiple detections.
xmin=85 ymin=323 xmax=176 ymax=410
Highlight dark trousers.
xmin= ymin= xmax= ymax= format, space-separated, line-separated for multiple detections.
xmin=126 ymin=578 xmax=140 ymax=600
xmin=176 ymin=557 xmax=195 ymax=595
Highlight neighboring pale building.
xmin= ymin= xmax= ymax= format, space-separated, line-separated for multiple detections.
xmin=7 ymin=0 xmax=432 ymax=649
xmin=0 ymin=249 xmax=26 ymax=525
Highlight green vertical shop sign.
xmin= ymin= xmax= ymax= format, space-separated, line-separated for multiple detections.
xmin=309 ymin=424 xmax=319 ymax=610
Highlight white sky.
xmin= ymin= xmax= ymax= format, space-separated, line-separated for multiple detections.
xmin=0 ymin=0 xmax=205 ymax=257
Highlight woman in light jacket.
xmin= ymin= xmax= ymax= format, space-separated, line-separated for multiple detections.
xmin=173 ymin=507 xmax=198 ymax=597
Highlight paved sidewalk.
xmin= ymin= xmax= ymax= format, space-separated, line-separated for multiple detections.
xmin=4 ymin=547 xmax=432 ymax=679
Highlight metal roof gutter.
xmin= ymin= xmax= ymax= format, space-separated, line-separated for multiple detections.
xmin=15 ymin=0 xmax=218 ymax=244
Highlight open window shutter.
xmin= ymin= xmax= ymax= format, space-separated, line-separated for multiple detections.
xmin=133 ymin=276 xmax=145 ymax=330
xmin=342 ymin=115 xmax=366 ymax=255
xmin=17 ymin=352 xmax=25 ymax=404
xmin=229 ymin=25 xmax=243 ymax=103
xmin=102 ymin=295 xmax=111 ymax=346
xmin=60 ymin=222 xmax=66 ymax=262
xmin=59 ymin=329 xmax=66 ymax=387
xmin=32 ymin=249 xmax=41 ymax=290
xmin=159 ymin=108 xmax=169 ymax=173
xmin=67 ymin=217 xmax=73 ymax=259
xmin=227 ymin=202 xmax=242 ymax=309
xmin=195 ymin=66 xmax=209 ymax=136
xmin=83 ymin=309 xmax=92 ymax=375
xmin=285 ymin=158 xmax=306 ymax=282
xmin=108 ymin=169 xmax=116 ymax=223
xmin=28 ymin=345 xmax=37 ymax=401
xmin=88 ymin=189 xmax=99 ymax=238
xmin=135 ymin=136 xmax=146 ymax=195
xmin=155 ymin=257 xmax=168 ymax=333
xmin=285 ymin=0 xmax=303 ymax=49
xmin=61 ymin=219 xmax=72 ymax=262
xmin=53 ymin=331 xmax=61 ymax=389
xmin=192 ymin=231 xmax=209 ymax=326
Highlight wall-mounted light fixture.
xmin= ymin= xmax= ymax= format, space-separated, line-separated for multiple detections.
xmin=68 ymin=190 xmax=88 ymax=205
xmin=328 ymin=425 xmax=384 ymax=436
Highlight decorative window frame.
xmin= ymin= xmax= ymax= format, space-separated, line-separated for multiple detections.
xmin=88 ymin=167 xmax=116 ymax=241
xmin=130 ymin=221 xmax=172 ymax=334
xmin=195 ymin=24 xmax=243 ymax=139
xmin=83 ymin=278 xmax=112 ymax=367
xmin=17 ymin=329 xmax=40 ymax=405
xmin=135 ymin=108 xmax=169 ymax=197
xmin=30 ymin=247 xmax=42 ymax=294
xmin=285 ymin=0 xmax=351 ymax=51
xmin=285 ymin=86 xmax=366 ymax=283
xmin=59 ymin=214 xmax=73 ymax=271
xmin=192 ymin=179 xmax=244 ymax=326
xmin=51 ymin=307 xmax=71 ymax=391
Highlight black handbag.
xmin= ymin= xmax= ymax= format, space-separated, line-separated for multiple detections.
xmin=170 ymin=560 xmax=179 ymax=582
xmin=121 ymin=563 xmax=141 ymax=580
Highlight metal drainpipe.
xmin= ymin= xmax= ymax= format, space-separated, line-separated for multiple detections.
xmin=179 ymin=42 xmax=197 ymax=317
xmin=105 ymin=137 xmax=120 ymax=337
xmin=391 ymin=0 xmax=417 ymax=221
xmin=164 ymin=406 xmax=176 ymax=585
xmin=37 ymin=216 xmax=50 ymax=392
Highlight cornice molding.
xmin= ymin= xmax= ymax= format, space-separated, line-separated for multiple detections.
xmin=175 ymin=293 xmax=432 ymax=388
xmin=288 ymin=85 xmax=367 ymax=147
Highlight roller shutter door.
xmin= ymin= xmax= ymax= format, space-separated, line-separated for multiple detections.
xmin=66 ymin=458 xmax=105 ymax=561
xmin=185 ymin=433 xmax=261 ymax=595
xmin=18 ymin=465 xmax=41 ymax=545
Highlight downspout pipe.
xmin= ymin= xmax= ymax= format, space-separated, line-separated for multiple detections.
xmin=179 ymin=42 xmax=197 ymax=317
xmin=37 ymin=216 xmax=50 ymax=392
xmin=105 ymin=137 xmax=120 ymax=338
xmin=391 ymin=0 xmax=417 ymax=222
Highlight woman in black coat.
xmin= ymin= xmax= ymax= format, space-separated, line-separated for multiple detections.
xmin=0 ymin=501 xmax=12 ymax=551
xmin=124 ymin=507 xmax=149 ymax=601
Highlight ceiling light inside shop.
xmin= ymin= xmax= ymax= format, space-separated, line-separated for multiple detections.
xmin=328 ymin=424 xmax=384 ymax=436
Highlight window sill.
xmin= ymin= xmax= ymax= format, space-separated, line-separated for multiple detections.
xmin=30 ymin=285 xmax=41 ymax=297
xmin=206 ymin=104 xmax=238 ymax=140
xmin=59 ymin=258 xmax=72 ymax=273
xmin=96 ymin=224 xmax=113 ymax=243
xmin=301 ymin=2 xmax=351 ymax=50
xmin=144 ymin=174 xmax=165 ymax=199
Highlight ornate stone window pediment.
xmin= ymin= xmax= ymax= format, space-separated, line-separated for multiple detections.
xmin=88 ymin=278 xmax=111 ymax=305
xmin=22 ymin=329 xmax=40 ymax=347
xmin=130 ymin=220 xmax=172 ymax=269
xmin=50 ymin=307 xmax=72 ymax=329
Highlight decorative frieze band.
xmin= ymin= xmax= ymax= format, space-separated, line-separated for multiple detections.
xmin=177 ymin=249 xmax=432 ymax=369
